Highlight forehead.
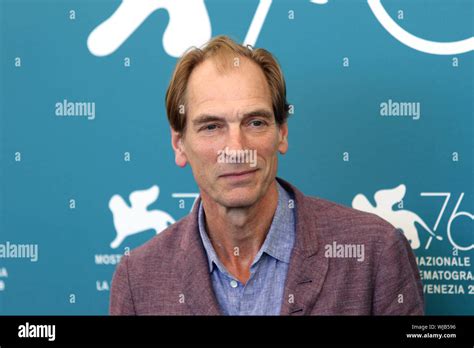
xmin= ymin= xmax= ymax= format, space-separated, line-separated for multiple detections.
xmin=186 ymin=56 xmax=272 ymax=115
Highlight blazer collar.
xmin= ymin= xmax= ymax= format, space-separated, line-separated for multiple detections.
xmin=178 ymin=199 xmax=222 ymax=315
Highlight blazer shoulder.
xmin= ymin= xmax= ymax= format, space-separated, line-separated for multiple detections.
xmin=301 ymin=194 xmax=398 ymax=244
xmin=123 ymin=213 xmax=192 ymax=271
xmin=109 ymin=213 xmax=194 ymax=314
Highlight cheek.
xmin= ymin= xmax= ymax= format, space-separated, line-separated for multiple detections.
xmin=187 ymin=138 xmax=219 ymax=168
xmin=254 ymin=134 xmax=280 ymax=162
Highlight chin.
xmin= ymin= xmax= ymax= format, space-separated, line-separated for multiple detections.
xmin=216 ymin=187 xmax=261 ymax=208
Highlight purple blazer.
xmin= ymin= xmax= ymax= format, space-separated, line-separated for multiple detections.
xmin=110 ymin=178 xmax=424 ymax=315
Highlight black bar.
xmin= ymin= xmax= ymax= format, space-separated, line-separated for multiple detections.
xmin=0 ymin=316 xmax=472 ymax=346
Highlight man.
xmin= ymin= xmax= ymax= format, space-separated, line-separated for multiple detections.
xmin=110 ymin=35 xmax=424 ymax=315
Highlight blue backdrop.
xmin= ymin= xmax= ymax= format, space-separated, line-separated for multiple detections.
xmin=0 ymin=0 xmax=472 ymax=315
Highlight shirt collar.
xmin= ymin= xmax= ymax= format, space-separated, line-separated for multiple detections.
xmin=198 ymin=181 xmax=295 ymax=273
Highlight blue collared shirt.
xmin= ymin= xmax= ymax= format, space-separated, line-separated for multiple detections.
xmin=198 ymin=182 xmax=296 ymax=315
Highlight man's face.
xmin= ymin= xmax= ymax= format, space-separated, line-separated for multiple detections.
xmin=171 ymin=56 xmax=288 ymax=208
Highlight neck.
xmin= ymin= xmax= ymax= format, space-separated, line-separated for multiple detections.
xmin=201 ymin=181 xmax=279 ymax=283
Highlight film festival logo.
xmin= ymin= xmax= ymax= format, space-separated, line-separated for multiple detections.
xmin=87 ymin=0 xmax=473 ymax=58
xmin=108 ymin=185 xmax=175 ymax=249
xmin=352 ymin=184 xmax=473 ymax=252
xmin=87 ymin=0 xmax=271 ymax=58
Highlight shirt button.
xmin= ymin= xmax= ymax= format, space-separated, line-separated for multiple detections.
xmin=230 ymin=280 xmax=238 ymax=288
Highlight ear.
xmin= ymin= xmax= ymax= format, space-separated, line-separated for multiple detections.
xmin=277 ymin=122 xmax=288 ymax=155
xmin=170 ymin=127 xmax=187 ymax=167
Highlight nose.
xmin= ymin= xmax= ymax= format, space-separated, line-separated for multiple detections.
xmin=225 ymin=124 xmax=246 ymax=151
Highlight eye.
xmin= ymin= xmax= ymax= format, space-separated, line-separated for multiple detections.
xmin=249 ymin=119 xmax=267 ymax=127
xmin=200 ymin=124 xmax=219 ymax=132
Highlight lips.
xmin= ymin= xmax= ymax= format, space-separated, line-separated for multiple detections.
xmin=219 ymin=169 xmax=258 ymax=177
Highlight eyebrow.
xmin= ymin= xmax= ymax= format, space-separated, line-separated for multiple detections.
xmin=243 ymin=109 xmax=274 ymax=120
xmin=192 ymin=109 xmax=274 ymax=127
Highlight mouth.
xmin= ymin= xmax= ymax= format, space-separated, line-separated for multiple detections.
xmin=219 ymin=168 xmax=259 ymax=179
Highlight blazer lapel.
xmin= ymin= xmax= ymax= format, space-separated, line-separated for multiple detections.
xmin=178 ymin=197 xmax=222 ymax=315
xmin=278 ymin=178 xmax=330 ymax=315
